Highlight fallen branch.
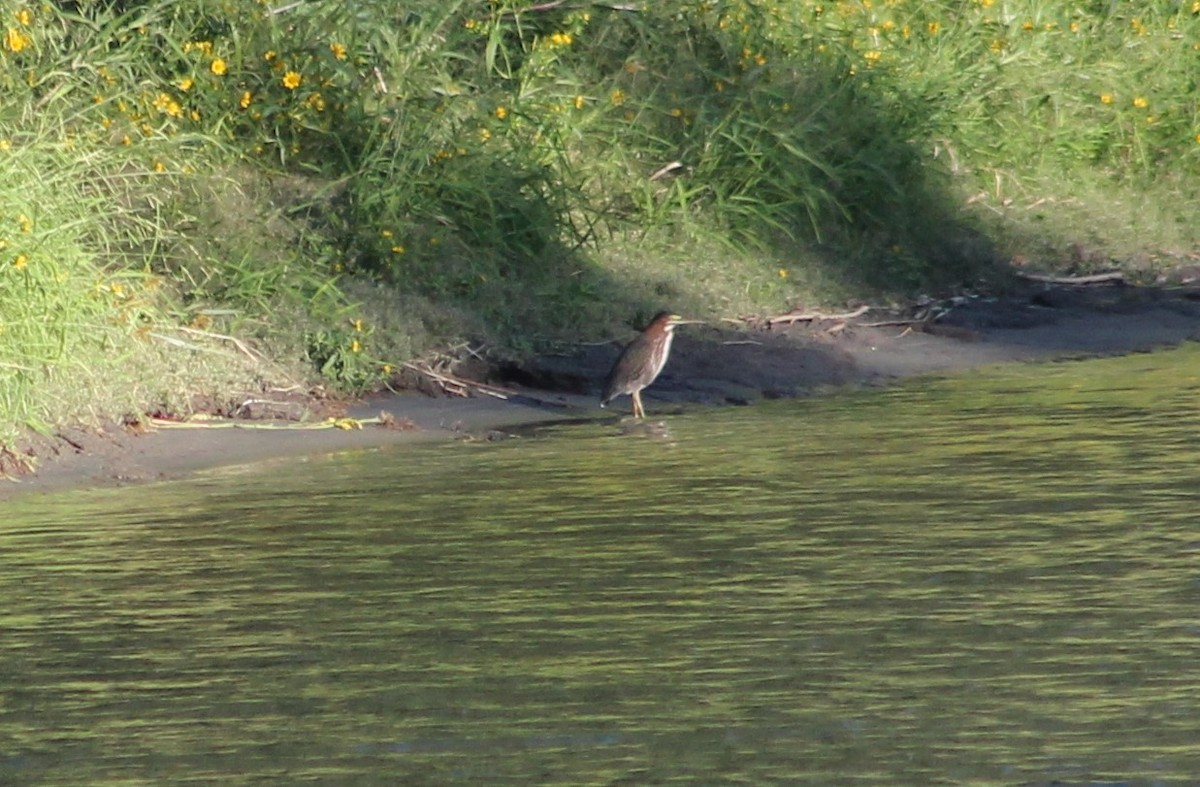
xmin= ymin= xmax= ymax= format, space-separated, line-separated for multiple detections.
xmin=1015 ymin=271 xmax=1125 ymax=285
xmin=858 ymin=318 xmax=929 ymax=328
xmin=169 ymin=326 xmax=265 ymax=362
xmin=766 ymin=304 xmax=870 ymax=326
xmin=400 ymin=362 xmax=574 ymax=409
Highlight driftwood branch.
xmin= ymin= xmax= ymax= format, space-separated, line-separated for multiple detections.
xmin=765 ymin=304 xmax=870 ymax=326
xmin=1015 ymin=271 xmax=1125 ymax=285
xmin=400 ymin=362 xmax=573 ymax=409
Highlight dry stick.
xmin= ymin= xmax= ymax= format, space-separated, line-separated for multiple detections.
xmin=1014 ymin=271 xmax=1125 ymax=285
xmin=858 ymin=318 xmax=929 ymax=328
xmin=765 ymin=304 xmax=870 ymax=326
xmin=401 ymin=362 xmax=578 ymax=409
xmin=173 ymin=326 xmax=265 ymax=362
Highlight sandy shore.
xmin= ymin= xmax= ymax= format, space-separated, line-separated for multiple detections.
xmin=5 ymin=281 xmax=1199 ymax=498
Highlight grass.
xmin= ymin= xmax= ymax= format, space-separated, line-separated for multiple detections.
xmin=1 ymin=0 xmax=1199 ymax=455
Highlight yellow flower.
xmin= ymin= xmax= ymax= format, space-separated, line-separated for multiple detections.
xmin=5 ymin=27 xmax=31 ymax=52
xmin=0 ymin=139 xmax=9 ymax=150
xmin=381 ymin=228 xmax=393 ymax=237
xmin=330 ymin=41 xmax=347 ymax=60
xmin=754 ymin=52 xmax=767 ymax=66
xmin=927 ymin=21 xmax=940 ymax=34
xmin=239 ymin=90 xmax=253 ymax=109
xmin=548 ymin=31 xmax=573 ymax=46
xmin=17 ymin=214 xmax=31 ymax=233
xmin=864 ymin=50 xmax=882 ymax=64
xmin=13 ymin=254 xmax=28 ymax=269
xmin=350 ymin=339 xmax=361 ymax=353
xmin=189 ymin=110 xmax=201 ymax=122
xmin=610 ymin=88 xmax=626 ymax=106
xmin=479 ymin=128 xmax=491 ymax=142
xmin=307 ymin=93 xmax=326 ymax=111
xmin=178 ymin=76 xmax=194 ymax=91
xmin=1195 ymin=133 xmax=1200 ymax=144
xmin=778 ymin=268 xmax=788 ymax=279
xmin=574 ymin=95 xmax=586 ymax=109
xmin=153 ymin=161 xmax=166 ymax=173
xmin=152 ymin=92 xmax=183 ymax=117
xmin=1100 ymin=93 xmax=1114 ymax=105
xmin=391 ymin=244 xmax=405 ymax=254
xmin=15 ymin=8 xmax=32 ymax=25
xmin=351 ymin=318 xmax=364 ymax=332
xmin=210 ymin=58 xmax=227 ymax=76
xmin=1132 ymin=96 xmax=1148 ymax=109
xmin=282 ymin=71 xmax=302 ymax=89
xmin=494 ymin=105 xmax=507 ymax=120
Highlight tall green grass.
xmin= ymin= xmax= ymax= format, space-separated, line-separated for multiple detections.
xmin=1 ymin=0 xmax=1198 ymax=451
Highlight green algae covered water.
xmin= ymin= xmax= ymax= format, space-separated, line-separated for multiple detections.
xmin=3 ymin=345 xmax=1200 ymax=783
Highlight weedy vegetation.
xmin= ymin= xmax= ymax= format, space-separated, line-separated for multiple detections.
xmin=1 ymin=0 xmax=1198 ymax=451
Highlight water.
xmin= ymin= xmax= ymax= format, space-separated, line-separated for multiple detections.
xmin=4 ymin=345 xmax=1200 ymax=783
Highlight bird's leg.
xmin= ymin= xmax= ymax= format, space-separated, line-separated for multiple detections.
xmin=632 ymin=390 xmax=644 ymax=419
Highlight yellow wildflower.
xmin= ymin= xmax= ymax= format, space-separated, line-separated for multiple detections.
xmin=350 ymin=339 xmax=361 ymax=353
xmin=178 ymin=76 xmax=194 ymax=91
xmin=282 ymin=71 xmax=302 ymax=90
xmin=1100 ymin=93 xmax=1114 ymax=105
xmin=495 ymin=105 xmax=507 ymax=120
xmin=381 ymin=228 xmax=393 ymax=237
xmin=351 ymin=318 xmax=364 ymax=332
xmin=210 ymin=58 xmax=227 ymax=76
xmin=778 ymin=268 xmax=788 ymax=279
xmin=239 ymin=90 xmax=253 ymax=109
xmin=391 ymin=244 xmax=405 ymax=254
xmin=927 ymin=21 xmax=940 ymax=34
xmin=574 ymin=95 xmax=586 ymax=109
xmin=330 ymin=41 xmax=347 ymax=60
xmin=17 ymin=214 xmax=31 ymax=233
xmin=0 ymin=139 xmax=9 ymax=150
xmin=610 ymin=89 xmax=626 ymax=106
xmin=151 ymin=92 xmax=184 ymax=118
xmin=479 ymin=128 xmax=491 ymax=142
xmin=307 ymin=93 xmax=326 ymax=111
xmin=1133 ymin=96 xmax=1148 ymax=109
xmin=13 ymin=254 xmax=28 ymax=269
xmin=15 ymin=8 xmax=32 ymax=25
xmin=153 ymin=161 xmax=166 ymax=173
xmin=5 ymin=27 xmax=31 ymax=52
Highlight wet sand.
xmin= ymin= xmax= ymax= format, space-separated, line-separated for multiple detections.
xmin=5 ymin=282 xmax=1199 ymax=498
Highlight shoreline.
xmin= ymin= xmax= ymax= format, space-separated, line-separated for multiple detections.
xmin=5 ymin=281 xmax=1199 ymax=499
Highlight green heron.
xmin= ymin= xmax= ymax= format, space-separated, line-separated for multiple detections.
xmin=600 ymin=311 xmax=693 ymax=418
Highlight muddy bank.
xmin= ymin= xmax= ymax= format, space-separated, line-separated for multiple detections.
xmin=5 ymin=281 xmax=1200 ymax=498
